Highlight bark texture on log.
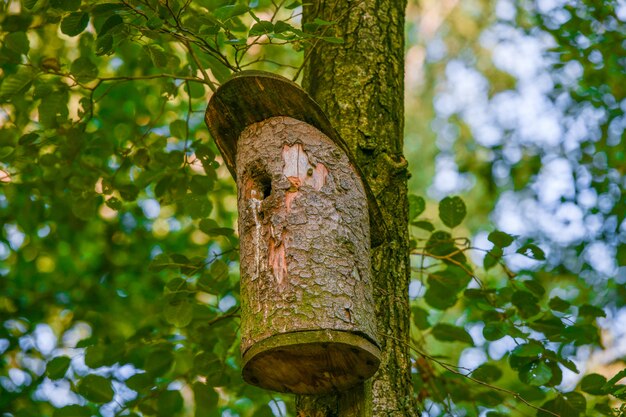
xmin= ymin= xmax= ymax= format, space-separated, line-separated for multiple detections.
xmin=236 ymin=116 xmax=380 ymax=395
xmin=298 ymin=0 xmax=418 ymax=414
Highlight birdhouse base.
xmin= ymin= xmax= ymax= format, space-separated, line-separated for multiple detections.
xmin=242 ymin=329 xmax=381 ymax=395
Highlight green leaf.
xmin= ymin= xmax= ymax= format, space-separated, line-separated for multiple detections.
xmin=274 ymin=20 xmax=295 ymax=34
xmin=145 ymin=44 xmax=168 ymax=68
xmin=18 ymin=132 xmax=39 ymax=146
xmin=0 ymin=146 xmax=15 ymax=160
xmin=184 ymin=196 xmax=213 ymax=219
xmin=189 ymin=175 xmax=213 ymax=194
xmin=557 ymin=356 xmax=579 ymax=374
xmin=98 ymin=14 xmax=123 ymax=37
xmin=23 ymin=0 xmax=39 ymax=9
xmin=408 ymin=195 xmax=425 ymax=221
xmin=474 ymin=391 xmax=503 ymax=407
xmin=193 ymin=351 xmax=222 ymax=376
xmin=424 ymin=285 xmax=457 ymax=310
xmin=165 ymin=277 xmax=188 ymax=293
xmin=61 ymin=12 xmax=89 ymax=37
xmin=168 ymin=174 xmax=188 ymax=201
xmin=249 ymin=21 xmax=273 ymax=36
xmin=537 ymin=394 xmax=583 ymax=417
xmin=126 ymin=372 xmax=153 ymax=392
xmin=0 ymin=71 xmax=33 ymax=99
xmin=199 ymin=219 xmax=233 ymax=236
xmin=39 ymin=89 xmax=69 ymax=128
xmin=593 ymin=402 xmax=614 ymax=416
xmin=210 ymin=260 xmax=229 ymax=282
xmin=46 ymin=356 xmax=71 ymax=379
xmin=145 ymin=349 xmax=174 ymax=376
xmin=157 ymin=390 xmax=184 ymax=415
xmin=170 ymin=119 xmax=187 ymax=139
xmin=77 ymin=374 xmax=114 ymax=403
xmin=149 ymin=253 xmax=171 ymax=272
xmin=91 ymin=3 xmax=124 ymax=15
xmin=545 ymin=360 xmax=563 ymax=387
xmin=519 ymin=360 xmax=552 ymax=386
xmin=205 ymin=54 xmax=231 ymax=84
xmin=84 ymin=345 xmax=107 ymax=368
xmin=147 ymin=16 xmax=164 ymax=29
xmin=71 ymin=195 xmax=97 ymax=220
xmin=511 ymin=290 xmax=540 ymax=318
xmin=411 ymin=306 xmax=430 ymax=330
xmin=5 ymin=32 xmax=30 ymax=55
xmin=488 ymin=230 xmax=515 ymax=248
xmin=432 ymin=323 xmax=474 ymax=345
xmin=53 ymin=405 xmax=91 ymax=417
xmin=50 ymin=0 xmax=80 ymax=11
xmin=563 ymin=324 xmax=599 ymax=346
xmin=549 ymin=296 xmax=570 ymax=312
xmin=70 ymin=57 xmax=98 ymax=82
xmin=428 ymin=266 xmax=471 ymax=294
xmin=511 ymin=342 xmax=543 ymax=358
xmin=285 ymin=0 xmax=301 ymax=9
xmin=412 ymin=220 xmax=435 ymax=232
xmin=472 ymin=363 xmax=503 ymax=383
xmin=579 ymin=304 xmax=606 ymax=318
xmin=538 ymin=391 xmax=589 ymax=416
xmin=482 ymin=322 xmax=506 ymax=341
xmin=563 ymin=392 xmax=587 ymax=412
xmin=165 ymin=298 xmax=194 ymax=327
xmin=529 ymin=316 xmax=565 ymax=339
xmin=438 ymin=196 xmax=466 ymax=228
xmin=253 ymin=405 xmax=275 ymax=417
xmin=193 ymin=382 xmax=219 ymax=416
xmin=425 ymin=230 xmax=454 ymax=256
xmin=214 ymin=4 xmax=249 ymax=20
xmin=483 ymin=248 xmax=500 ymax=270
xmin=517 ymin=243 xmax=546 ymax=260
xmin=523 ymin=279 xmax=545 ymax=297
xmin=95 ymin=34 xmax=113 ymax=55
xmin=186 ymin=81 xmax=206 ymax=99
xmin=580 ymin=373 xmax=607 ymax=395
xmin=133 ymin=148 xmax=150 ymax=168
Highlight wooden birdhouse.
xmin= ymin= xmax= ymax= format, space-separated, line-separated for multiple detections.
xmin=205 ymin=71 xmax=385 ymax=395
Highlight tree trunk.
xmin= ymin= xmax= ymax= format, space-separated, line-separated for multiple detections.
xmin=296 ymin=0 xmax=417 ymax=416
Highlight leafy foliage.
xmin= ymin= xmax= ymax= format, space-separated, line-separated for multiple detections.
xmin=0 ymin=0 xmax=319 ymax=415
xmin=0 ymin=0 xmax=624 ymax=416
xmin=409 ymin=194 xmax=625 ymax=416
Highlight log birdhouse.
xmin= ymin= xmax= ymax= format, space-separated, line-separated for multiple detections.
xmin=205 ymin=71 xmax=385 ymax=395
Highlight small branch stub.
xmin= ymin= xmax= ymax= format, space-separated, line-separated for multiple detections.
xmin=205 ymin=71 xmax=383 ymax=395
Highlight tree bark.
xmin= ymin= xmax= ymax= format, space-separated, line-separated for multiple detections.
xmin=297 ymin=0 xmax=418 ymax=416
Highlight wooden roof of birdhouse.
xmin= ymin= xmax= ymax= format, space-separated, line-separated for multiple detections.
xmin=205 ymin=70 xmax=387 ymax=246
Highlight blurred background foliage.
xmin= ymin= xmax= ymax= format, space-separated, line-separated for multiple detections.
xmin=0 ymin=0 xmax=624 ymax=416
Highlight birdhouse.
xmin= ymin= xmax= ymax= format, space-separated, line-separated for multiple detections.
xmin=205 ymin=71 xmax=385 ymax=395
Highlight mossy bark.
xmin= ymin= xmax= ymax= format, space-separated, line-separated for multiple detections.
xmin=296 ymin=0 xmax=418 ymax=415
